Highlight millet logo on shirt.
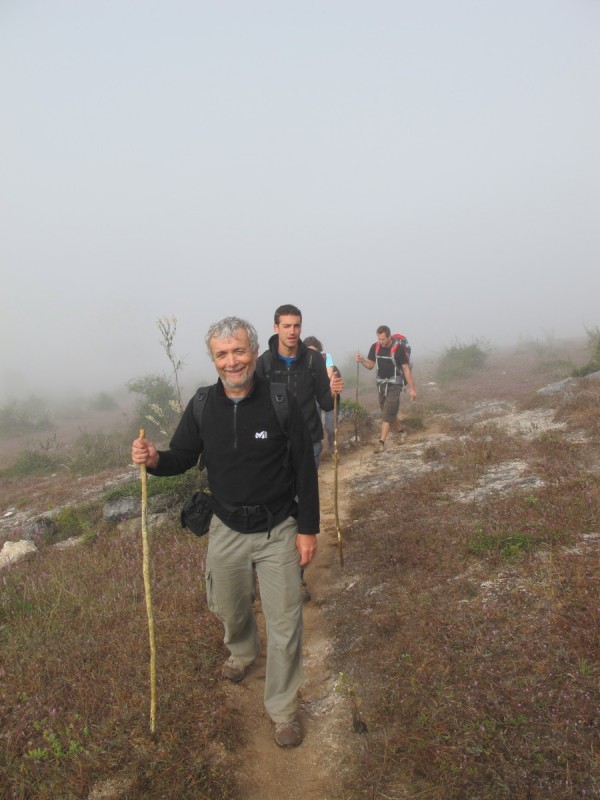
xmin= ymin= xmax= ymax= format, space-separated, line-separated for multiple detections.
xmin=255 ymin=431 xmax=268 ymax=439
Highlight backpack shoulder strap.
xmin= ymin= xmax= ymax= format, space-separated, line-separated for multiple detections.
xmin=262 ymin=350 xmax=273 ymax=379
xmin=269 ymin=382 xmax=291 ymax=466
xmin=192 ymin=385 xmax=213 ymax=430
xmin=269 ymin=382 xmax=289 ymax=436
xmin=194 ymin=383 xmax=289 ymax=434
xmin=192 ymin=386 xmax=213 ymax=470
xmin=192 ymin=383 xmax=290 ymax=470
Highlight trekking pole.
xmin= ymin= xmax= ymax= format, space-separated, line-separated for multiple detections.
xmin=139 ymin=428 xmax=157 ymax=735
xmin=333 ymin=393 xmax=344 ymax=567
xmin=354 ymin=351 xmax=360 ymax=443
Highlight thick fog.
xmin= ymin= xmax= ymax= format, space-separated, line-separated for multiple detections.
xmin=1 ymin=1 xmax=599 ymax=403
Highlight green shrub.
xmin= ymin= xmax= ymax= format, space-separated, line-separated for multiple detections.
xmin=88 ymin=392 xmax=118 ymax=411
xmin=68 ymin=430 xmax=129 ymax=474
xmin=402 ymin=414 xmax=425 ymax=431
xmin=572 ymin=327 xmax=600 ymax=378
xmin=467 ymin=527 xmax=537 ymax=558
xmin=53 ymin=507 xmax=87 ymax=539
xmin=0 ymin=397 xmax=54 ymax=439
xmin=339 ymin=398 xmax=369 ymax=422
xmin=436 ymin=339 xmax=489 ymax=384
xmin=4 ymin=450 xmax=59 ymax=477
xmin=127 ymin=373 xmax=180 ymax=437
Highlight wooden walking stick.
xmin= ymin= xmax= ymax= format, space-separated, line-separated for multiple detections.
xmin=354 ymin=351 xmax=360 ymax=443
xmin=332 ymin=393 xmax=344 ymax=567
xmin=139 ymin=428 xmax=157 ymax=735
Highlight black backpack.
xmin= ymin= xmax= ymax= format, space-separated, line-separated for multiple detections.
xmin=260 ymin=348 xmax=318 ymax=381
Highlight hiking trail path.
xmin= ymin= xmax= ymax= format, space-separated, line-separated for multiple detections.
xmin=220 ymin=443 xmax=368 ymax=800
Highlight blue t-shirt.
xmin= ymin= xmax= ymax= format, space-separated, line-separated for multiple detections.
xmin=278 ymin=355 xmax=299 ymax=368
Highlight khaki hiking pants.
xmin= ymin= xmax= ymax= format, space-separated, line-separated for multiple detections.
xmin=205 ymin=515 xmax=303 ymax=723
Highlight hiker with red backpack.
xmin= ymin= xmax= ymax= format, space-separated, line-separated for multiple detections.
xmin=356 ymin=325 xmax=416 ymax=453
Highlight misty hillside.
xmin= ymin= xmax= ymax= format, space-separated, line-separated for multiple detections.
xmin=0 ymin=334 xmax=599 ymax=799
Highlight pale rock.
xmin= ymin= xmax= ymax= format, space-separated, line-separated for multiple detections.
xmin=0 ymin=539 xmax=38 ymax=569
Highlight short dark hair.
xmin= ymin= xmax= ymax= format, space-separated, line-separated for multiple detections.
xmin=274 ymin=304 xmax=302 ymax=324
xmin=303 ymin=336 xmax=322 ymax=351
xmin=376 ymin=325 xmax=391 ymax=336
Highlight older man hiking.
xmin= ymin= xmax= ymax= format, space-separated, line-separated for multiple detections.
xmin=356 ymin=325 xmax=417 ymax=453
xmin=131 ymin=316 xmax=319 ymax=748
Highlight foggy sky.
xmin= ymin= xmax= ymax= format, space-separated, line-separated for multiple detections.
xmin=1 ymin=1 xmax=599 ymax=402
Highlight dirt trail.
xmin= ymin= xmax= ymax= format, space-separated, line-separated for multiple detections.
xmin=219 ymin=447 xmax=364 ymax=800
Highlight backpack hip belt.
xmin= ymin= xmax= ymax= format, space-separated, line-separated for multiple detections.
xmin=376 ymin=376 xmax=403 ymax=385
xmin=216 ymin=499 xmax=265 ymax=516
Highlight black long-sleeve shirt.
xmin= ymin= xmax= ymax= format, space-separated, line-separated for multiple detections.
xmin=149 ymin=376 xmax=319 ymax=534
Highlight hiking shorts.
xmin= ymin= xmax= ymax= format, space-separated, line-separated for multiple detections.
xmin=378 ymin=382 xmax=402 ymax=423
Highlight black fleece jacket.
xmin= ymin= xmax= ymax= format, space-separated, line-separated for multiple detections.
xmin=148 ymin=376 xmax=319 ymax=535
xmin=255 ymin=335 xmax=334 ymax=444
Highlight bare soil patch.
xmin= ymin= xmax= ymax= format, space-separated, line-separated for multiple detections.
xmin=216 ymin=457 xmax=360 ymax=799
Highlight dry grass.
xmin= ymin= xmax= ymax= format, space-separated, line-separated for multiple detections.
xmin=1 ymin=337 xmax=598 ymax=799
xmin=0 ymin=520 xmax=240 ymax=799
xmin=326 ymin=344 xmax=600 ymax=800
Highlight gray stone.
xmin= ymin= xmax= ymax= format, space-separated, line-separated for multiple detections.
xmin=24 ymin=516 xmax=57 ymax=544
xmin=537 ymin=371 xmax=600 ymax=397
xmin=584 ymin=370 xmax=600 ymax=382
xmin=102 ymin=496 xmax=141 ymax=522
xmin=537 ymin=377 xmax=577 ymax=397
xmin=454 ymin=460 xmax=545 ymax=503
xmin=53 ymin=534 xmax=93 ymax=550
xmin=117 ymin=513 xmax=170 ymax=535
xmin=148 ymin=494 xmax=178 ymax=513
xmin=453 ymin=401 xmax=513 ymax=423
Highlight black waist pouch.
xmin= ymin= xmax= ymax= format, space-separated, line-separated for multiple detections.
xmin=180 ymin=491 xmax=214 ymax=537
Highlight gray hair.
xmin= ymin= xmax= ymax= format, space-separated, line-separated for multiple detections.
xmin=205 ymin=316 xmax=259 ymax=358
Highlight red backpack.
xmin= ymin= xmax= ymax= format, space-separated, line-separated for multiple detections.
xmin=375 ymin=333 xmax=411 ymax=360
xmin=374 ymin=334 xmax=412 ymax=383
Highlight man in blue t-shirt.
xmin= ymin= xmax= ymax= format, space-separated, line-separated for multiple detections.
xmin=255 ymin=304 xmax=343 ymax=468
xmin=256 ymin=304 xmax=343 ymax=602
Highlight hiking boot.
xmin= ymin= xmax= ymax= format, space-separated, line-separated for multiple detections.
xmin=301 ymin=580 xmax=311 ymax=603
xmin=275 ymin=718 xmax=303 ymax=747
xmin=221 ymin=657 xmax=247 ymax=683
xmin=373 ymin=440 xmax=385 ymax=454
